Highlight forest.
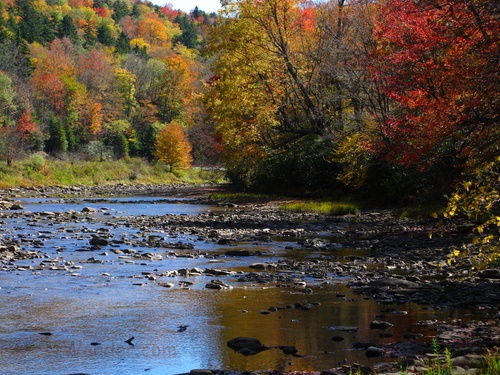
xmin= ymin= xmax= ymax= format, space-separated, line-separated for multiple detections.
xmin=0 ymin=0 xmax=498 ymax=249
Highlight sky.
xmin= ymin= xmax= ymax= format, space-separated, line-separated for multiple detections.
xmin=150 ymin=0 xmax=222 ymax=13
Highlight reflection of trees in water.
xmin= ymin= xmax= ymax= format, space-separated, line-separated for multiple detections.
xmin=214 ymin=285 xmax=385 ymax=371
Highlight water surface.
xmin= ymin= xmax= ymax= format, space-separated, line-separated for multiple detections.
xmin=0 ymin=196 xmax=482 ymax=374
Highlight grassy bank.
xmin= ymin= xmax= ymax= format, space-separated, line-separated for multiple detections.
xmin=0 ymin=155 xmax=226 ymax=189
xmin=281 ymin=200 xmax=360 ymax=215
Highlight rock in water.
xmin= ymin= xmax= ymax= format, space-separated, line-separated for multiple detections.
xmin=227 ymin=337 xmax=269 ymax=356
xmin=370 ymin=320 xmax=393 ymax=329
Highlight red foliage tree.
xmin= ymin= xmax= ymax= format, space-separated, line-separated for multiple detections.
xmin=370 ymin=0 xmax=500 ymax=170
xmin=16 ymin=109 xmax=39 ymax=141
xmin=160 ymin=5 xmax=180 ymax=21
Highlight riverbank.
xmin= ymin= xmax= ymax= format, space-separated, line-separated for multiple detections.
xmin=0 ymin=156 xmax=226 ymax=189
xmin=1 ymin=184 xmax=499 ymax=374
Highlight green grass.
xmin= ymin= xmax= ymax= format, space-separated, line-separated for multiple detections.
xmin=422 ymin=339 xmax=453 ymax=375
xmin=478 ymin=351 xmax=500 ymax=375
xmin=280 ymin=200 xmax=359 ymax=215
xmin=208 ymin=192 xmax=273 ymax=200
xmin=0 ymin=156 xmax=227 ymax=189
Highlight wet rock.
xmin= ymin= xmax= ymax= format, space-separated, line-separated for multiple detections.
xmin=81 ymin=207 xmax=98 ymax=213
xmin=225 ymin=250 xmax=254 ymax=257
xmin=330 ymin=326 xmax=358 ymax=333
xmin=177 ymin=325 xmax=189 ymax=332
xmin=159 ymin=282 xmax=174 ymax=288
xmin=365 ymin=346 xmax=385 ymax=357
xmin=89 ymin=236 xmax=109 ymax=246
xmin=205 ymin=279 xmax=232 ymax=289
xmin=227 ymin=337 xmax=269 ymax=356
xmin=369 ymin=277 xmax=420 ymax=289
xmin=404 ymin=332 xmax=424 ymax=340
xmin=278 ymin=345 xmax=298 ymax=355
xmin=353 ymin=342 xmax=376 ymax=349
xmin=204 ymin=268 xmax=234 ymax=276
xmin=249 ymin=263 xmax=270 ymax=269
xmin=478 ymin=269 xmax=500 ymax=279
xmin=370 ymin=320 xmax=393 ymax=329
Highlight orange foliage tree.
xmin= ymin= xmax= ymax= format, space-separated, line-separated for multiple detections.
xmin=154 ymin=122 xmax=192 ymax=171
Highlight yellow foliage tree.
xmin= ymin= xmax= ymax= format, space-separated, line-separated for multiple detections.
xmin=154 ymin=122 xmax=192 ymax=171
xmin=445 ymin=156 xmax=500 ymax=272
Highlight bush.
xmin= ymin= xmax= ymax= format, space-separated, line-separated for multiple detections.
xmin=445 ymin=157 xmax=500 ymax=271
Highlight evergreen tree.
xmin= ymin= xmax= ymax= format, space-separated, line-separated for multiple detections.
xmin=173 ymin=15 xmax=198 ymax=48
xmin=112 ymin=0 xmax=130 ymax=22
xmin=83 ymin=23 xmax=98 ymax=49
xmin=58 ymin=15 xmax=79 ymax=43
xmin=115 ymin=31 xmax=131 ymax=54
xmin=97 ymin=23 xmax=115 ymax=46
xmin=17 ymin=0 xmax=55 ymax=44
xmin=45 ymin=115 xmax=68 ymax=154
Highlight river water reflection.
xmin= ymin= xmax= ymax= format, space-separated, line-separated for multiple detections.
xmin=0 ymin=196 xmax=478 ymax=374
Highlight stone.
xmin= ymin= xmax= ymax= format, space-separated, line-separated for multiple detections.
xmin=353 ymin=342 xmax=376 ymax=349
xmin=279 ymin=345 xmax=298 ymax=355
xmin=365 ymin=346 xmax=385 ymax=357
xmin=82 ymin=207 xmax=98 ymax=213
xmin=89 ymin=237 xmax=109 ymax=246
xmin=330 ymin=326 xmax=358 ymax=332
xmin=370 ymin=320 xmax=393 ymax=329
xmin=205 ymin=279 xmax=232 ymax=289
xmin=225 ymin=250 xmax=254 ymax=256
xmin=227 ymin=337 xmax=269 ymax=356
xmin=478 ymin=269 xmax=500 ymax=279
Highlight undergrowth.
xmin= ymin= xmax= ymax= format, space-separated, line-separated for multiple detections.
xmin=280 ymin=200 xmax=359 ymax=215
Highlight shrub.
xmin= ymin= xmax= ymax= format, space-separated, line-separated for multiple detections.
xmin=445 ymin=157 xmax=499 ymax=271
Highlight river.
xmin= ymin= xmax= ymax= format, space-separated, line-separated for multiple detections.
xmin=0 ymin=194 xmax=487 ymax=374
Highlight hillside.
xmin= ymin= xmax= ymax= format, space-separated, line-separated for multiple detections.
xmin=0 ymin=0 xmax=219 ymax=165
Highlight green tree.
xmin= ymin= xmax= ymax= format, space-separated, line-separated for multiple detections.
xmin=173 ymin=14 xmax=198 ymax=48
xmin=97 ymin=23 xmax=115 ymax=46
xmin=0 ymin=72 xmax=16 ymax=126
xmin=17 ymin=0 xmax=56 ymax=44
xmin=83 ymin=22 xmax=98 ymax=49
xmin=112 ymin=0 xmax=130 ymax=22
xmin=58 ymin=15 xmax=79 ymax=43
xmin=45 ymin=114 xmax=68 ymax=154
xmin=115 ymin=31 xmax=131 ymax=54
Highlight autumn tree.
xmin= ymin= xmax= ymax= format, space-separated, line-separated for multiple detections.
xmin=371 ymin=0 xmax=500 ymax=181
xmin=204 ymin=0 xmax=379 ymax=190
xmin=157 ymin=54 xmax=195 ymax=124
xmin=154 ymin=122 xmax=192 ymax=171
xmin=16 ymin=108 xmax=42 ymax=150
xmin=77 ymin=48 xmax=123 ymax=129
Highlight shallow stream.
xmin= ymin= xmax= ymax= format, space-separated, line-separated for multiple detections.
xmin=0 ymin=196 xmax=484 ymax=374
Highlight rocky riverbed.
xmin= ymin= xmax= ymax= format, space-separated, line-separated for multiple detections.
xmin=1 ymin=183 xmax=499 ymax=375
